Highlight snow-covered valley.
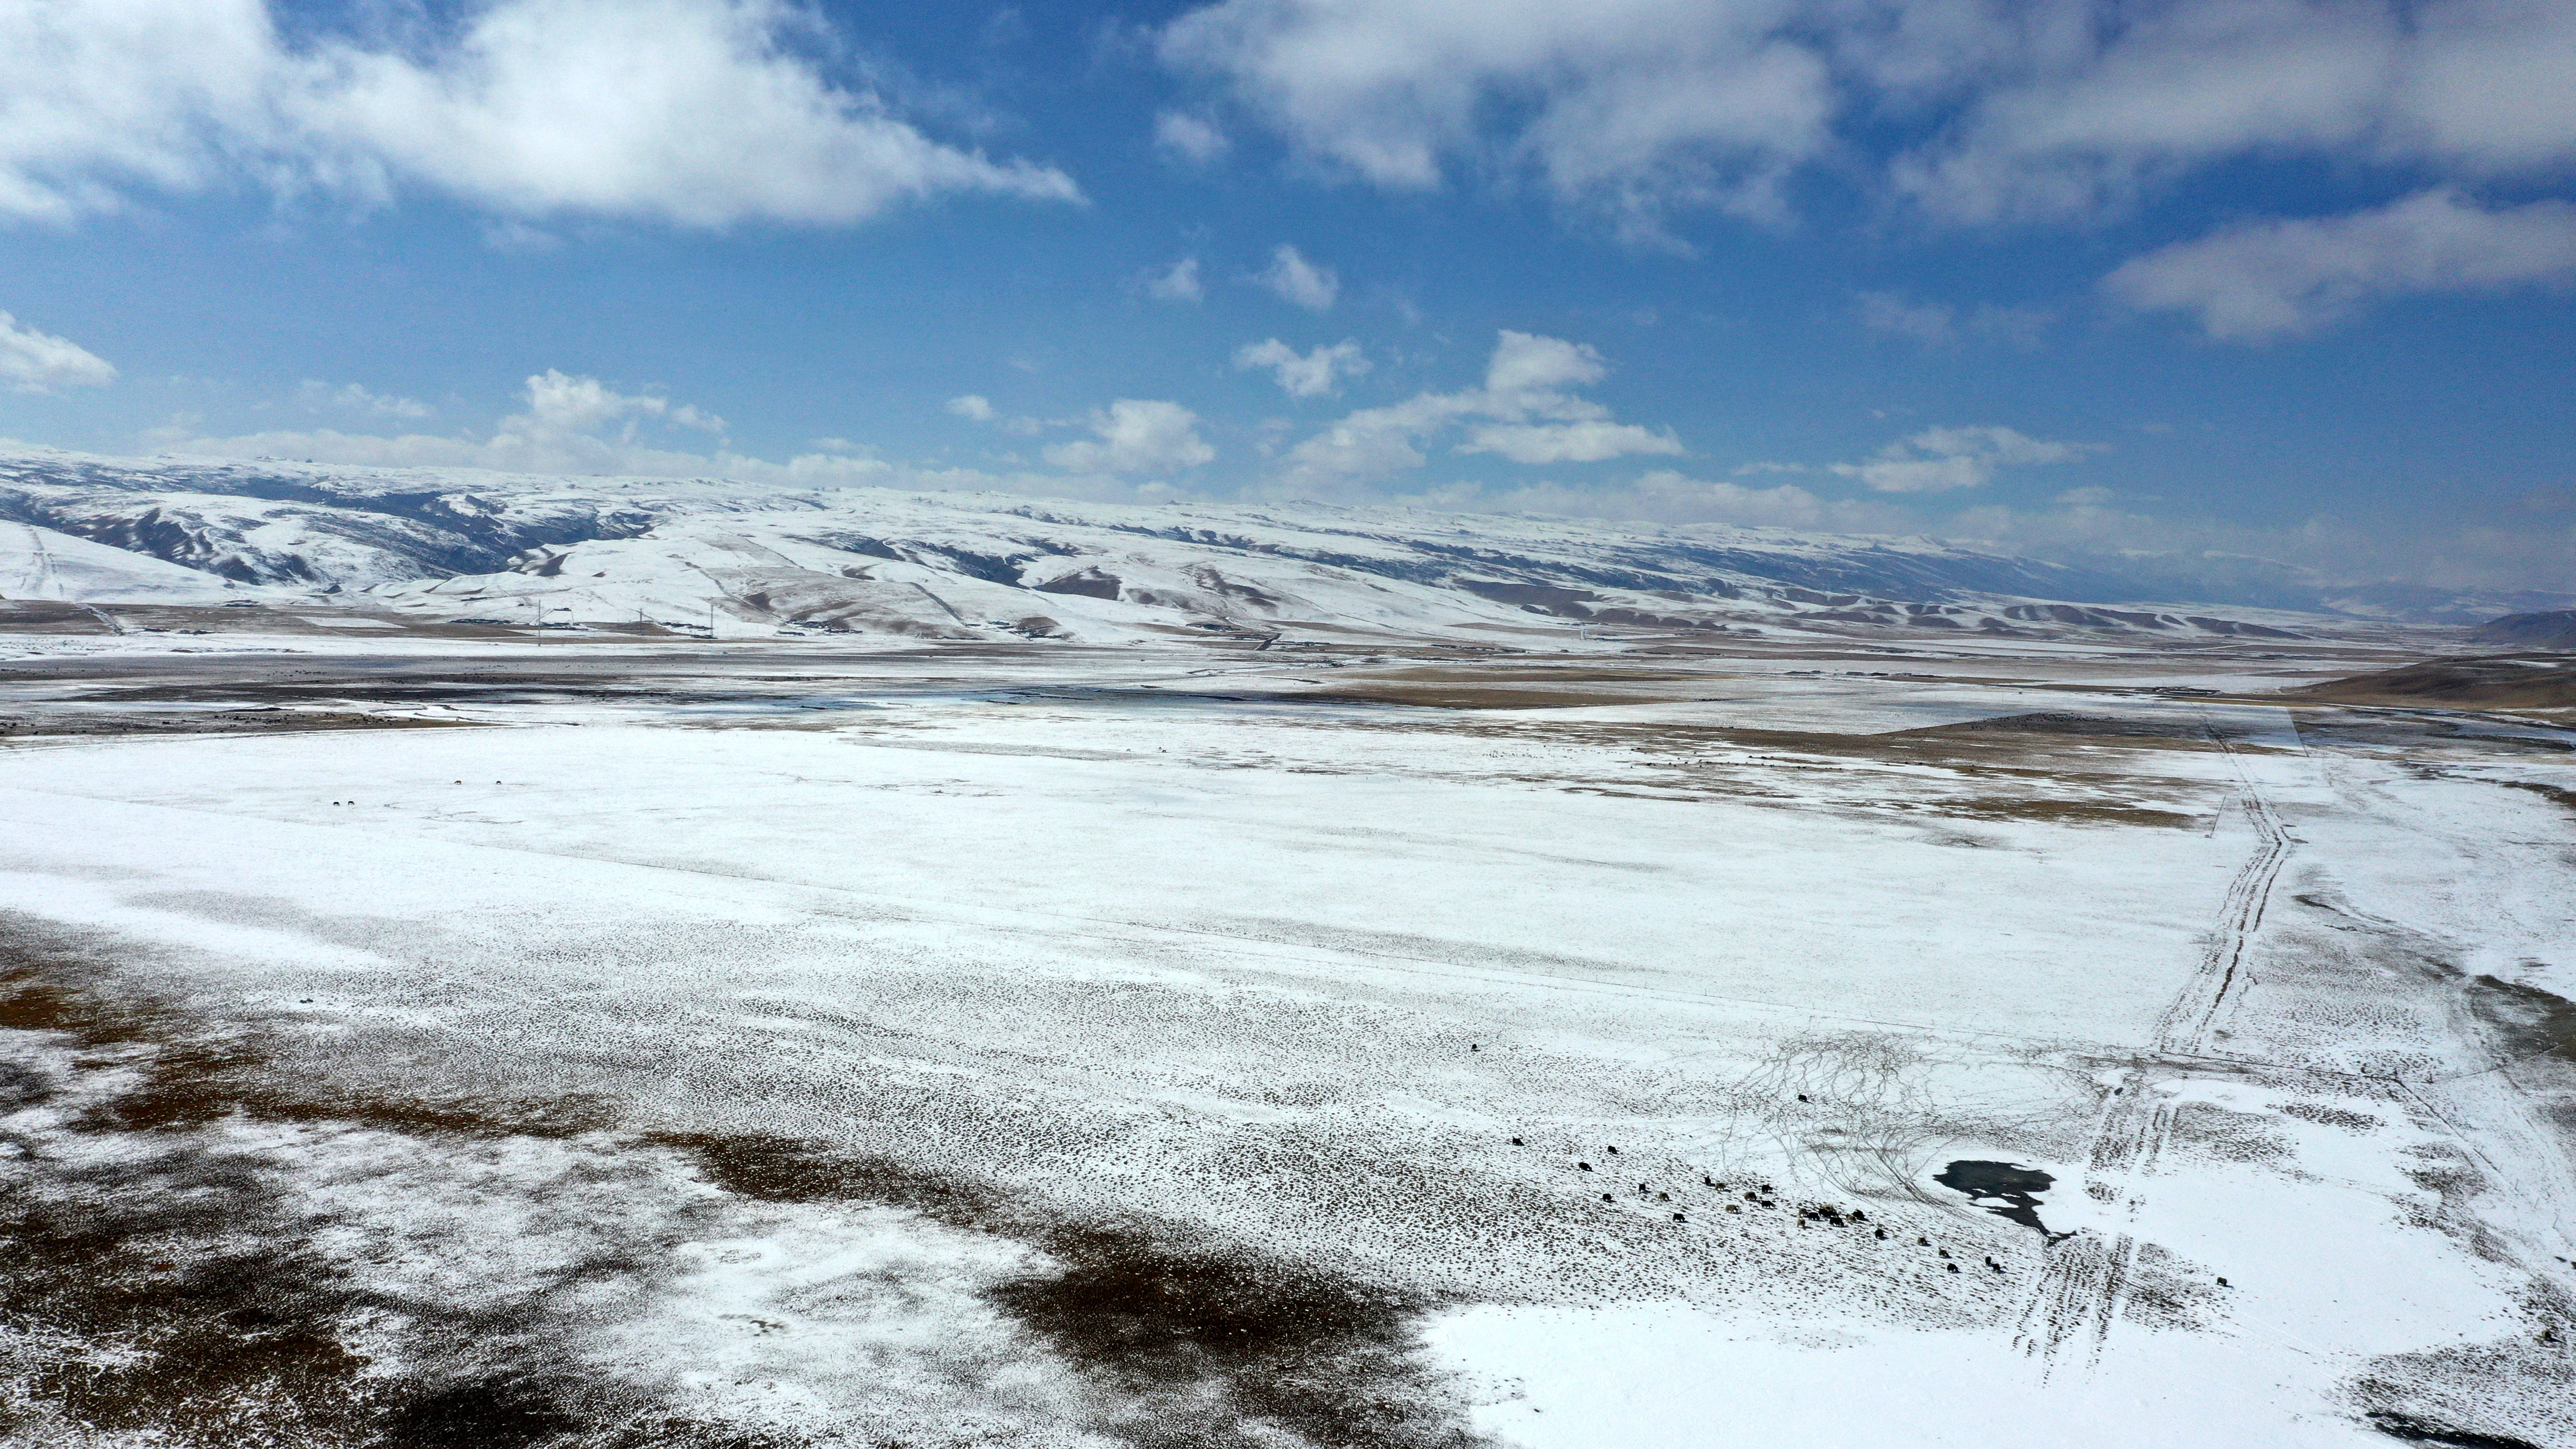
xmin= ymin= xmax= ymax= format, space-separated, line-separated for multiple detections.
xmin=0 ymin=458 xmax=2571 ymax=1448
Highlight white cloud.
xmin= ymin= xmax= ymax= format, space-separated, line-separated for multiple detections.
xmin=2103 ymin=188 xmax=2576 ymax=340
xmin=1232 ymin=338 xmax=1369 ymax=397
xmin=0 ymin=0 xmax=1081 ymax=227
xmin=1143 ymin=255 xmax=1205 ymax=303
xmin=1484 ymin=330 xmax=1605 ymax=393
xmin=0 ymin=312 xmax=116 ymax=393
xmin=946 ymin=393 xmax=1045 ymax=436
xmin=1159 ymin=0 xmax=2576 ymax=236
xmin=152 ymin=368 xmax=919 ymax=489
xmin=301 ymin=380 xmax=430 ymax=419
xmin=1272 ymin=329 xmax=1678 ymax=491
xmin=1881 ymin=0 xmax=2576 ymax=225
xmin=1853 ymin=291 xmax=1959 ymax=346
xmin=1159 ymin=0 xmax=1831 ymax=236
xmin=1853 ymin=293 xmax=2055 ymax=349
xmin=1828 ymin=424 xmax=2092 ymax=493
xmin=521 ymin=369 xmax=722 ymax=435
xmin=1253 ymin=243 xmax=1338 ymax=309
xmin=1154 ymin=111 xmax=1232 ymax=164
xmin=1041 ymin=399 xmax=1216 ymax=474
xmin=1459 ymin=420 xmax=1684 ymax=464
xmin=1455 ymin=467 xmax=1906 ymax=532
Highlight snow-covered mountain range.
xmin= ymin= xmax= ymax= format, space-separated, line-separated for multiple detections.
xmin=0 ymin=447 xmax=2373 ymax=644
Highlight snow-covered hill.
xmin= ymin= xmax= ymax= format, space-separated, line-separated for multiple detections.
xmin=0 ymin=448 xmax=2325 ymax=643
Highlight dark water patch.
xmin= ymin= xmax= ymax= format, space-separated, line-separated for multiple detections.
xmin=1933 ymin=1159 xmax=2067 ymax=1238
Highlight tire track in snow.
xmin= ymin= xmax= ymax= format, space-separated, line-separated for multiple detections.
xmin=2016 ymin=716 xmax=2294 ymax=1367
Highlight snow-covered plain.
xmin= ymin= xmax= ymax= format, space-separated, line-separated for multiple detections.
xmin=0 ymin=475 xmax=2570 ymax=1446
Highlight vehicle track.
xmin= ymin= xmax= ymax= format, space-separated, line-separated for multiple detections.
xmin=2015 ymin=718 xmax=2294 ymax=1366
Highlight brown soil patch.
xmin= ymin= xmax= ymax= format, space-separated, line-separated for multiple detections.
xmin=0 ymin=709 xmax=480 ymax=738
xmin=2 ymin=921 xmax=1479 ymax=1449
xmin=1292 ymin=685 xmax=1668 ymax=709
xmin=661 ymin=1132 xmax=1476 ymax=1449
xmin=2294 ymin=656 xmax=2576 ymax=712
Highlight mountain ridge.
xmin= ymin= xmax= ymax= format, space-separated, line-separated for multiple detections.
xmin=0 ymin=446 xmax=2463 ymax=645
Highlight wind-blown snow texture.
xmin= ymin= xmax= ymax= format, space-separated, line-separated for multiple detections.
xmin=0 ymin=448 xmax=2334 ymax=643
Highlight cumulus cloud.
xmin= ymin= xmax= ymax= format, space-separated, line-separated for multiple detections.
xmin=2103 ymin=189 xmax=2576 ymax=340
xmin=0 ymin=0 xmax=1080 ymax=227
xmin=1483 ymin=331 xmax=1606 ymax=393
xmin=946 ymin=393 xmax=1046 ymax=437
xmin=1232 ymin=338 xmax=1369 ymax=397
xmin=1459 ymin=420 xmax=1684 ymax=464
xmin=1143 ymin=255 xmax=1205 ymax=303
xmin=0 ymin=313 xmax=116 ymax=393
xmin=1158 ymin=0 xmax=2576 ymax=236
xmin=160 ymin=370 xmax=753 ymax=478
xmin=1253 ymin=244 xmax=1338 ymax=309
xmin=1159 ymin=0 xmax=1831 ymax=236
xmin=1154 ymin=111 xmax=1232 ymax=164
xmin=1828 ymin=425 xmax=2092 ymax=493
xmin=301 ymin=380 xmax=429 ymax=419
xmin=521 ymin=369 xmax=723 ymax=435
xmin=1041 ymin=399 xmax=1216 ymax=474
xmin=1271 ymin=329 xmax=1679 ymax=491
xmin=1883 ymin=0 xmax=2576 ymax=225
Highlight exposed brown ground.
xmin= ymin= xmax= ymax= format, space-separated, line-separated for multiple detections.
xmin=2291 ymin=655 xmax=2576 ymax=712
xmin=0 ymin=922 xmax=1480 ymax=1449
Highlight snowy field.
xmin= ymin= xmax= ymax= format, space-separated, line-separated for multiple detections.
xmin=1 ymin=623 xmax=2571 ymax=1448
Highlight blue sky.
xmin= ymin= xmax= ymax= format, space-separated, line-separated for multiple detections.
xmin=3 ymin=0 xmax=2572 ymax=592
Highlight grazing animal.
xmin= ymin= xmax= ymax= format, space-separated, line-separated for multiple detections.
xmin=2217 ymin=1277 xmax=2230 ymax=1288
xmin=1876 ymin=1228 xmax=1887 ymax=1240
xmin=1704 ymin=1176 xmax=1716 ymax=1187
xmin=1947 ymin=1263 xmax=1961 ymax=1273
xmin=1602 ymin=1193 xmax=1613 ymax=1202
xmin=1606 ymin=1146 xmax=1620 ymax=1155
xmin=1797 ymin=1094 xmax=1808 ymax=1102
xmin=1673 ymin=1213 xmax=1685 ymax=1222
xmin=1579 ymin=1162 xmax=1593 ymax=1171
xmin=1511 ymin=1137 xmax=1524 ymax=1146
